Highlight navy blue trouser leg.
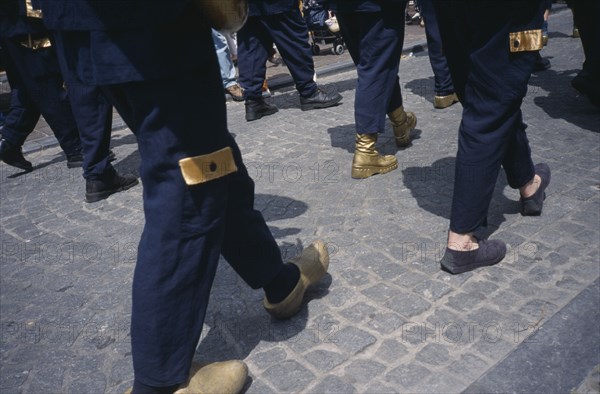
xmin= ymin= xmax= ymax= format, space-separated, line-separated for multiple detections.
xmin=336 ymin=3 xmax=406 ymax=134
xmin=419 ymin=0 xmax=454 ymax=96
xmin=238 ymin=9 xmax=317 ymax=99
xmin=1 ymin=84 xmax=41 ymax=146
xmin=99 ymin=34 xmax=284 ymax=387
xmin=0 ymin=38 xmax=81 ymax=155
xmin=60 ymin=80 xmax=114 ymax=180
xmin=237 ymin=17 xmax=271 ymax=100
xmin=434 ymin=1 xmax=538 ymax=233
xmin=571 ymin=0 xmax=600 ymax=77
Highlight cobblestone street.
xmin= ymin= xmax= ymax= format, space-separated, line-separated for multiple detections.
xmin=1 ymin=7 xmax=599 ymax=394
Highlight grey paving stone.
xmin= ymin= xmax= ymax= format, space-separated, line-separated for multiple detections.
xmin=509 ymin=278 xmax=543 ymax=297
xmin=340 ymin=302 xmax=377 ymax=323
xmin=361 ymin=283 xmax=400 ymax=304
xmin=332 ymin=326 xmax=377 ymax=355
xmin=518 ymin=299 xmax=559 ymax=320
xmin=343 ymin=359 xmax=387 ymax=387
xmin=461 ymin=280 xmax=501 ymax=297
xmin=26 ymin=364 xmax=65 ymax=394
xmin=392 ymin=270 xmax=429 ymax=288
xmin=245 ymin=379 xmax=278 ymax=394
xmin=249 ymin=347 xmax=287 ymax=371
xmin=67 ymin=374 xmax=107 ymax=394
xmin=0 ymin=365 xmax=31 ymax=390
xmin=374 ymin=339 xmax=409 ymax=364
xmin=480 ymin=266 xmax=518 ymax=285
xmin=410 ymin=372 xmax=466 ymax=394
xmin=385 ymin=363 xmax=432 ymax=389
xmin=413 ymin=279 xmax=453 ymax=301
xmin=317 ymin=285 xmax=354 ymax=309
xmin=415 ymin=343 xmax=451 ymax=365
xmin=362 ymin=382 xmax=399 ymax=394
xmin=545 ymin=251 xmax=570 ymax=267
xmin=340 ymin=269 xmax=371 ymax=287
xmin=446 ymin=291 xmax=486 ymax=312
xmin=555 ymin=276 xmax=583 ymax=291
xmin=447 ymin=352 xmax=490 ymax=381
xmin=383 ymin=292 xmax=431 ymax=318
xmin=366 ymin=312 xmax=406 ymax=335
xmin=470 ymin=338 xmax=514 ymax=360
xmin=303 ymin=349 xmax=346 ymax=372
xmin=262 ymin=360 xmax=315 ymax=392
xmin=310 ymin=375 xmax=357 ymax=394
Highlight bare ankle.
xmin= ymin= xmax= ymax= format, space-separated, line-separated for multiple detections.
xmin=447 ymin=231 xmax=479 ymax=251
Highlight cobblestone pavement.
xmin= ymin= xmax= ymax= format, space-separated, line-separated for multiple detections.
xmin=1 ymin=8 xmax=599 ymax=394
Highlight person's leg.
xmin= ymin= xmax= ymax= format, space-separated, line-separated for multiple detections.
xmin=99 ymin=30 xmax=298 ymax=388
xmin=103 ymin=74 xmax=234 ymax=389
xmin=265 ymin=9 xmax=318 ymax=98
xmin=212 ymin=29 xmax=243 ymax=102
xmin=435 ymin=0 xmax=544 ymax=272
xmin=419 ymin=0 xmax=458 ymax=108
xmin=236 ymin=16 xmax=279 ymax=120
xmin=570 ymin=0 xmax=600 ymax=106
xmin=339 ymin=9 xmax=406 ymax=135
xmin=225 ymin=32 xmax=238 ymax=63
xmin=63 ymin=81 xmax=113 ymax=178
xmin=419 ymin=0 xmax=453 ymax=96
xmin=336 ymin=7 xmax=406 ymax=178
xmin=1 ymin=38 xmax=82 ymax=160
xmin=212 ymin=29 xmax=237 ymax=89
xmin=52 ymin=31 xmax=138 ymax=201
xmin=237 ymin=17 xmax=271 ymax=100
xmin=0 ymin=83 xmax=38 ymax=171
xmin=1 ymin=82 xmax=41 ymax=147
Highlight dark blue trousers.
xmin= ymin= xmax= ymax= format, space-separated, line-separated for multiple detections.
xmin=434 ymin=1 xmax=538 ymax=233
xmin=51 ymin=34 xmax=115 ymax=181
xmin=0 ymin=38 xmax=81 ymax=155
xmin=336 ymin=3 xmax=406 ymax=134
xmin=571 ymin=0 xmax=600 ymax=79
xmin=53 ymin=28 xmax=285 ymax=386
xmin=237 ymin=9 xmax=317 ymax=100
xmin=419 ymin=0 xmax=454 ymax=96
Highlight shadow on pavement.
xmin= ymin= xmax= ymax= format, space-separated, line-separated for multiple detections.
xmin=404 ymin=76 xmax=436 ymax=107
xmin=326 ymin=123 xmax=423 ymax=154
xmin=529 ymin=67 xmax=600 ymax=133
xmin=402 ymin=156 xmax=520 ymax=239
xmin=268 ymin=78 xmax=358 ymax=111
xmin=193 ymin=194 xmax=332 ymax=378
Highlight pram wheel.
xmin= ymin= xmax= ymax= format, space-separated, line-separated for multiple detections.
xmin=312 ymin=44 xmax=321 ymax=55
xmin=333 ymin=43 xmax=344 ymax=55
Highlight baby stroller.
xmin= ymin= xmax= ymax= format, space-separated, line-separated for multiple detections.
xmin=303 ymin=0 xmax=345 ymax=55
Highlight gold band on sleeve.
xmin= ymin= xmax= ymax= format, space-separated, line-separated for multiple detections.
xmin=178 ymin=147 xmax=238 ymax=186
xmin=509 ymin=29 xmax=543 ymax=52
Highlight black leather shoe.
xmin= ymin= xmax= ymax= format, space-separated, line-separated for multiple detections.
xmin=440 ymin=239 xmax=507 ymax=274
xmin=85 ymin=172 xmax=139 ymax=203
xmin=67 ymin=153 xmax=84 ymax=168
xmin=520 ymin=163 xmax=551 ymax=216
xmin=0 ymin=138 xmax=32 ymax=171
xmin=300 ymin=88 xmax=342 ymax=111
xmin=245 ymin=98 xmax=278 ymax=121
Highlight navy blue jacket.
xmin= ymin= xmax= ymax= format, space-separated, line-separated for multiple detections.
xmin=38 ymin=0 xmax=189 ymax=31
xmin=249 ymin=0 xmax=298 ymax=16
xmin=36 ymin=0 xmax=206 ymax=85
xmin=330 ymin=0 xmax=406 ymax=13
xmin=0 ymin=0 xmax=47 ymax=38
